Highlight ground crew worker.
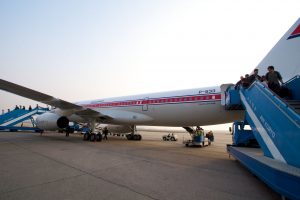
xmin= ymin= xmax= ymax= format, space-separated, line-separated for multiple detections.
xmin=195 ymin=126 xmax=200 ymax=136
xmin=196 ymin=126 xmax=204 ymax=136
xmin=206 ymin=131 xmax=214 ymax=142
xmin=103 ymin=127 xmax=109 ymax=140
xmin=195 ymin=126 xmax=204 ymax=140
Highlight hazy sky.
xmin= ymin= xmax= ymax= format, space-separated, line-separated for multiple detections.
xmin=1 ymin=0 xmax=300 ymax=112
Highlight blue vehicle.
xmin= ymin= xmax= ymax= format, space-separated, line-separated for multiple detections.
xmin=231 ymin=121 xmax=258 ymax=147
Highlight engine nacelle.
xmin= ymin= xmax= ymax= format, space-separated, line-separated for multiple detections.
xmin=36 ymin=113 xmax=69 ymax=131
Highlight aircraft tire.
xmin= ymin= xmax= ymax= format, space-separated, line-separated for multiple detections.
xmin=96 ymin=134 xmax=102 ymax=142
xmin=126 ymin=134 xmax=133 ymax=140
xmin=83 ymin=133 xmax=90 ymax=141
xmin=171 ymin=137 xmax=175 ymax=141
xmin=137 ymin=134 xmax=142 ymax=140
xmin=132 ymin=134 xmax=142 ymax=141
xmin=90 ymin=133 xmax=96 ymax=142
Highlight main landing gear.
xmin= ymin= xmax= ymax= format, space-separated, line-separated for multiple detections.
xmin=82 ymin=121 xmax=102 ymax=142
xmin=83 ymin=132 xmax=103 ymax=142
xmin=126 ymin=125 xmax=142 ymax=141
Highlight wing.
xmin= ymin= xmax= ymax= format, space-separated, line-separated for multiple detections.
xmin=0 ymin=79 xmax=111 ymax=121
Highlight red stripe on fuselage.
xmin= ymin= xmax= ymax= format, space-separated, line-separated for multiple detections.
xmin=80 ymin=94 xmax=221 ymax=108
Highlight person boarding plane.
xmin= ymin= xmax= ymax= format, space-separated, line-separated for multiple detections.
xmin=1 ymin=18 xmax=300 ymax=141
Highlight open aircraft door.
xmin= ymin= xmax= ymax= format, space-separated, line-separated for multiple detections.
xmin=220 ymin=84 xmax=234 ymax=106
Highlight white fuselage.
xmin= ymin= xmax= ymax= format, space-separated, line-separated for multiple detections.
xmin=74 ymin=86 xmax=243 ymax=127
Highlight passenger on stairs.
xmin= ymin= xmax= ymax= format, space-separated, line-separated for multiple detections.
xmin=235 ymin=74 xmax=251 ymax=89
xmin=249 ymin=69 xmax=261 ymax=84
xmin=242 ymin=74 xmax=250 ymax=88
xmin=234 ymin=76 xmax=244 ymax=89
xmin=265 ymin=66 xmax=283 ymax=95
xmin=260 ymin=76 xmax=268 ymax=87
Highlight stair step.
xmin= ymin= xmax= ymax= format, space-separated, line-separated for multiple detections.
xmin=292 ymin=108 xmax=300 ymax=112
xmin=285 ymin=100 xmax=300 ymax=102
xmin=285 ymin=102 xmax=300 ymax=105
xmin=285 ymin=99 xmax=300 ymax=101
xmin=283 ymin=100 xmax=300 ymax=114
xmin=288 ymin=102 xmax=300 ymax=105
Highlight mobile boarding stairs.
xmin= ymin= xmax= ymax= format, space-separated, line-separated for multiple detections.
xmin=0 ymin=107 xmax=49 ymax=132
xmin=224 ymin=75 xmax=300 ymax=200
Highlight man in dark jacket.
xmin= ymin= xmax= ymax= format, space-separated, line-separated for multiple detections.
xmin=265 ymin=66 xmax=283 ymax=94
xmin=249 ymin=69 xmax=261 ymax=84
xmin=103 ymin=127 xmax=109 ymax=140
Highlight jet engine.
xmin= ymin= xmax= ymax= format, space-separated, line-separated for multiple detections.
xmin=36 ymin=113 xmax=69 ymax=131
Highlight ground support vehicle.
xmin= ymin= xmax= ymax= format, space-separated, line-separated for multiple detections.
xmin=162 ymin=133 xmax=178 ymax=141
xmin=183 ymin=135 xmax=211 ymax=147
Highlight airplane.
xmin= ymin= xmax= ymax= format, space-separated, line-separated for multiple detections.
xmin=1 ymin=18 xmax=300 ymax=141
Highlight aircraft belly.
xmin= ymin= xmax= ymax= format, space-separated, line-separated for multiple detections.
xmin=98 ymin=101 xmax=243 ymax=126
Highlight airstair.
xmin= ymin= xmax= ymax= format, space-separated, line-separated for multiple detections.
xmin=225 ymin=75 xmax=300 ymax=200
xmin=0 ymin=107 xmax=49 ymax=132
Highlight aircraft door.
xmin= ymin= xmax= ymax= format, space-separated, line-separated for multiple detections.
xmin=220 ymin=84 xmax=234 ymax=106
xmin=142 ymin=97 xmax=149 ymax=111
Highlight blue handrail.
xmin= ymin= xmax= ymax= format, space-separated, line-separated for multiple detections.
xmin=253 ymin=81 xmax=300 ymax=127
xmin=240 ymin=80 xmax=300 ymax=168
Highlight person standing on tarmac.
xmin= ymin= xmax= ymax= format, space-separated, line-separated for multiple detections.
xmin=103 ymin=127 xmax=109 ymax=140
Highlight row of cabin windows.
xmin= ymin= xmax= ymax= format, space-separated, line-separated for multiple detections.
xmin=86 ymin=95 xmax=216 ymax=107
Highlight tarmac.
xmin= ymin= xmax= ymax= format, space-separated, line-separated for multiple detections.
xmin=0 ymin=130 xmax=280 ymax=200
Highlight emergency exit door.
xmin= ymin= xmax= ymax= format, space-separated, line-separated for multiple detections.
xmin=142 ymin=97 xmax=149 ymax=111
